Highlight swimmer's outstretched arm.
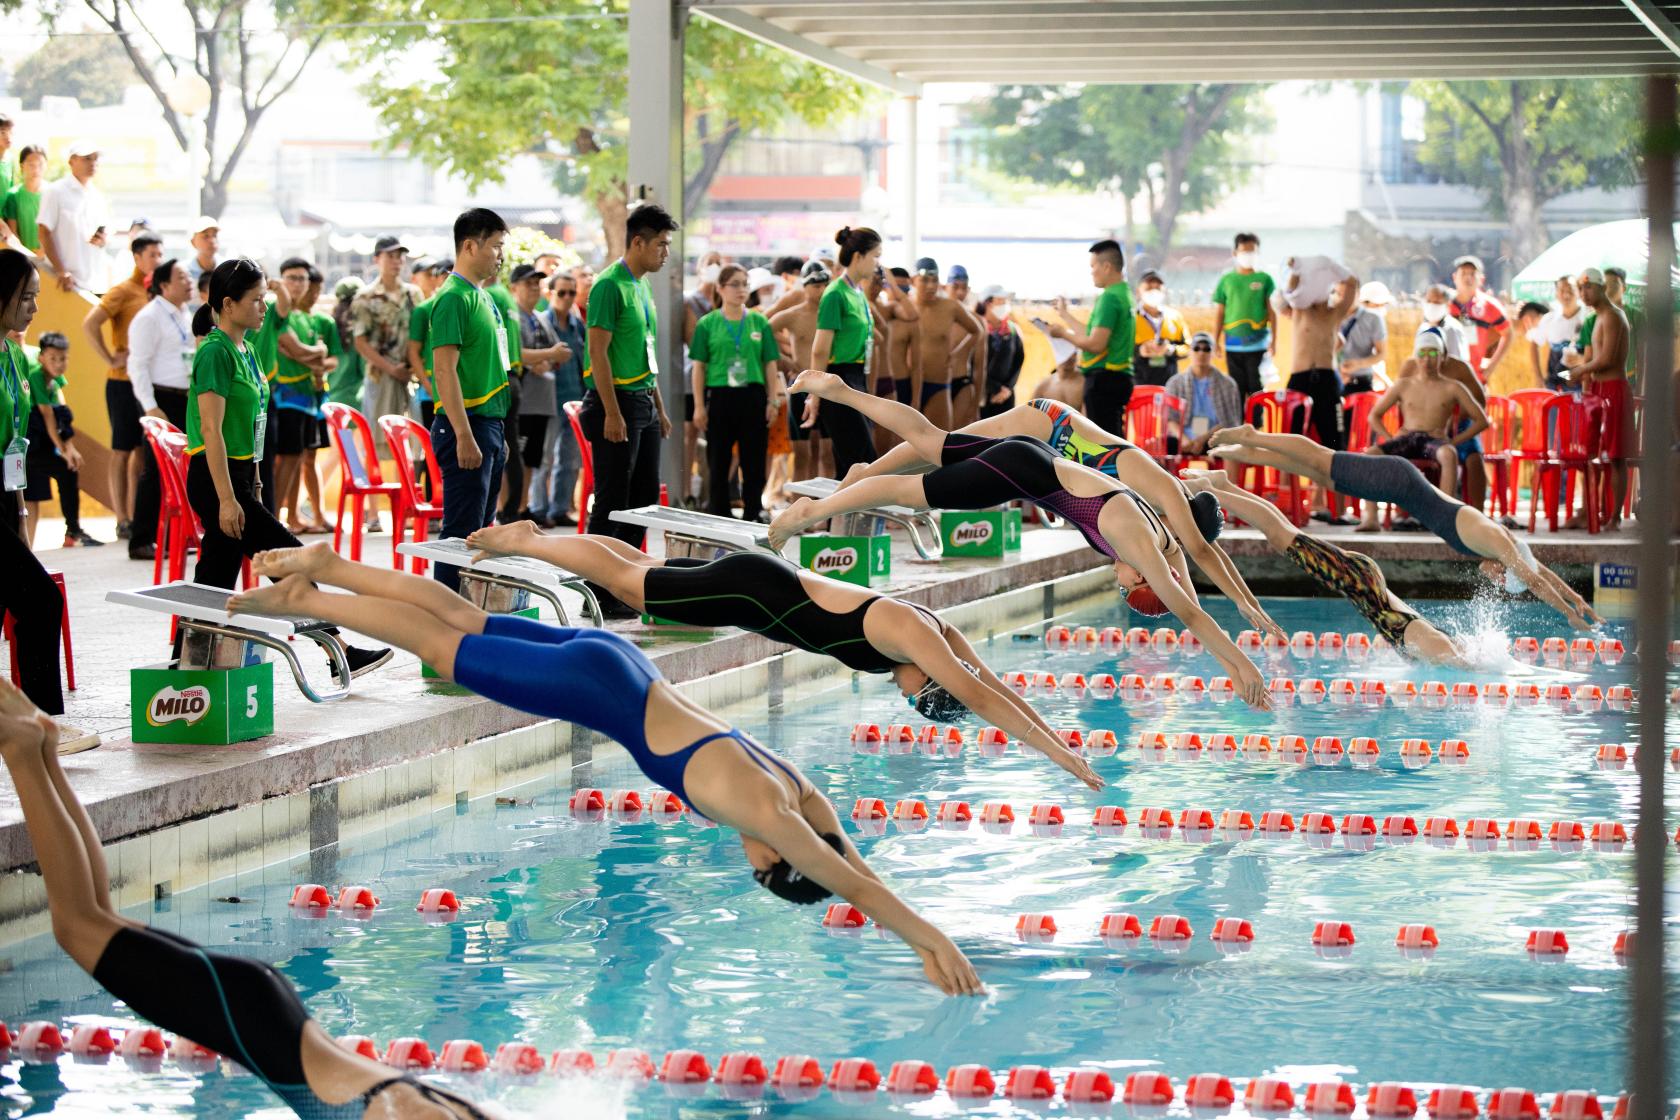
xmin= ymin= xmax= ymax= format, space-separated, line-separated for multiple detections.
xmin=1461 ymin=515 xmax=1600 ymax=629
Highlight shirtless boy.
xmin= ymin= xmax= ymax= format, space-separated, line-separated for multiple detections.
xmin=911 ymin=256 xmax=984 ymax=431
xmin=769 ymin=261 xmax=834 ymax=481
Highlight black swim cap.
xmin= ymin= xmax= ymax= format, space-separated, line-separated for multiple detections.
xmin=754 ymin=832 xmax=845 ymax=905
xmin=909 ymin=660 xmax=980 ymax=723
xmin=1189 ymin=491 xmax=1225 ymax=542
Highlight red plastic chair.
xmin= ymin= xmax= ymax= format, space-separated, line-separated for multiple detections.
xmin=1125 ymin=387 xmax=1182 ymax=462
xmin=1329 ymin=391 xmax=1390 ymax=518
xmin=1503 ymin=388 xmax=1558 ymax=514
xmin=562 ymin=400 xmax=594 ymax=535
xmin=139 ymin=416 xmax=199 ymax=584
xmin=377 ymin=415 xmax=444 ymax=571
xmin=1530 ymin=393 xmax=1606 ymax=533
xmin=1480 ymin=394 xmax=1514 ymax=518
xmin=322 ymin=403 xmax=404 ymax=564
xmin=5 ymin=569 xmax=74 ymax=692
xmin=1240 ymin=389 xmax=1312 ymax=526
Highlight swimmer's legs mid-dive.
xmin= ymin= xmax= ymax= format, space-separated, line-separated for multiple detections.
xmin=466 ymin=521 xmax=657 ymax=612
xmin=1207 ymin=425 xmax=1336 ymax=489
xmin=769 ymin=474 xmax=930 ymax=550
xmin=793 ymin=370 xmax=950 ymax=465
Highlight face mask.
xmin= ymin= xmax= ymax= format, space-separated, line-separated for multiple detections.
xmin=1421 ymin=302 xmax=1447 ymax=323
xmin=1235 ymin=251 xmax=1257 ymax=269
xmin=992 ymin=301 xmax=1012 ymax=318
xmin=700 ymin=263 xmax=721 ymax=285
xmin=1140 ymin=288 xmax=1164 ymax=309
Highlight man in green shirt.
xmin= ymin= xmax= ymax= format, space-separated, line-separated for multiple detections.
xmin=0 ymin=115 xmax=12 ymax=201
xmin=1212 ymin=232 xmax=1278 ymax=399
xmin=1048 ymin=238 xmax=1134 ymax=436
xmin=2 ymin=144 xmax=42 ymax=254
xmin=429 ymin=207 xmax=510 ymax=590
xmin=580 ymin=203 xmax=678 ymax=591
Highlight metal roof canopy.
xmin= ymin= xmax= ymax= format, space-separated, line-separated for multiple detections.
xmin=689 ymin=0 xmax=1680 ymax=91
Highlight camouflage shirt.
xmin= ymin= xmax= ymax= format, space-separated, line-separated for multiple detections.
xmin=349 ymin=280 xmax=421 ymax=370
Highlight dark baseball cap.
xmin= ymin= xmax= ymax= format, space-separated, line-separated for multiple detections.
xmin=914 ymin=257 xmax=939 ymax=277
xmin=409 ymin=256 xmax=436 ymax=275
xmin=374 ymin=235 xmax=408 ymax=256
xmin=948 ymin=264 xmax=969 ymax=282
xmin=800 ymin=259 xmax=830 ymax=285
xmin=509 ymin=263 xmax=549 ymax=285
xmin=1190 ymin=330 xmax=1215 ymax=348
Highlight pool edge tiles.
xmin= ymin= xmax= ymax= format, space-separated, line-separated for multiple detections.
xmin=0 ymin=564 xmax=1116 ymax=951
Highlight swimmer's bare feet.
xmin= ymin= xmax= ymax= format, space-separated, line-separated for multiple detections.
xmin=787 ymin=370 xmax=843 ymax=400
xmin=467 ymin=519 xmax=542 ymax=558
xmin=768 ymin=496 xmax=818 ymax=551
xmin=1217 ymin=423 xmax=1258 ymax=445
xmin=229 ymin=573 xmax=314 ymax=617
xmin=1206 ymin=444 xmax=1255 ymax=464
xmin=250 ymin=542 xmax=336 ymax=581
xmin=1177 ymin=467 xmax=1235 ymax=494
xmin=1354 ymin=520 xmax=1380 ymax=533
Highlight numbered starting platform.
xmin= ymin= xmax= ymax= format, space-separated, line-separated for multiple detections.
xmin=784 ymin=478 xmax=943 ymax=562
xmin=610 ymin=505 xmax=775 ymax=561
xmin=396 ymin=538 xmax=603 ymax=627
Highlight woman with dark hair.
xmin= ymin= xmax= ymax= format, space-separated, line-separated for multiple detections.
xmin=0 ymin=250 xmax=95 ymax=750
xmin=223 ymin=544 xmax=985 ymax=996
xmin=690 ymin=264 xmax=786 ymax=523
xmin=186 ymin=259 xmax=390 ymax=675
xmin=0 ymin=679 xmax=502 ymax=1118
xmin=800 ymin=226 xmax=883 ymax=477
xmin=771 ymin=370 xmax=1272 ymax=709
xmin=974 ymin=286 xmax=1024 ymax=419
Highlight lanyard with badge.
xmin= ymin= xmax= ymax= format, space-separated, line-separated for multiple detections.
xmin=170 ymin=303 xmax=195 ymax=375
xmin=219 ymin=329 xmax=269 ymax=464
xmin=720 ymin=313 xmax=752 ymax=387
xmin=635 ymin=268 xmax=659 ymax=378
xmin=453 ymin=272 xmax=511 ymax=375
xmin=1 ymin=345 xmax=27 ymax=492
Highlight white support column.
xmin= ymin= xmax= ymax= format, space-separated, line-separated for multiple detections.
xmin=628 ymin=0 xmax=688 ymax=494
xmin=903 ymin=94 xmax=920 ymax=262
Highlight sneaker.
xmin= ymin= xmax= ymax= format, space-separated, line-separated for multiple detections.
xmin=344 ymin=645 xmax=394 ymax=678
xmin=599 ymin=599 xmax=641 ymax=621
xmin=128 ymin=543 xmax=158 ymax=561
xmin=115 ymin=520 xmax=131 ymax=541
xmin=64 ymin=529 xmax=105 ymax=547
xmin=554 ymin=513 xmax=577 ymax=527
xmin=54 ymin=723 xmax=101 ymax=755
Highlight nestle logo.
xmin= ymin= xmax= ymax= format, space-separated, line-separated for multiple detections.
xmin=812 ymin=547 xmax=858 ymax=573
xmin=952 ymin=521 xmax=993 ymax=545
xmin=147 ymin=685 xmax=212 ymax=727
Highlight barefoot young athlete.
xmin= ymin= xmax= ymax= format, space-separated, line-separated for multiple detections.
xmin=230 ymin=545 xmax=983 ymax=995
xmin=1207 ymin=425 xmax=1600 ymax=629
xmin=1180 ymin=470 xmax=1471 ymax=665
xmin=837 ymin=396 xmax=1282 ymax=640
xmin=0 ymin=680 xmax=500 ymax=1119
xmin=774 ymin=371 xmax=1272 ymax=709
xmin=465 ymin=521 xmax=1101 ymax=791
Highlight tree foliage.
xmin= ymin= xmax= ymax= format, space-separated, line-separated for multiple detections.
xmin=327 ymin=0 xmax=876 ymax=255
xmin=10 ymin=31 xmax=131 ymax=109
xmin=1410 ymin=78 xmax=1643 ymax=266
xmin=973 ymin=83 xmax=1271 ymax=253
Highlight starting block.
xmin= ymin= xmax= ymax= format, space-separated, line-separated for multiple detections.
xmin=396 ymin=538 xmax=603 ymax=628
xmin=610 ymin=504 xmax=774 ymax=561
xmin=785 ymin=478 xmax=943 ymax=561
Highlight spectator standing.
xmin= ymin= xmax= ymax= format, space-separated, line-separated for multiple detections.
xmin=1569 ymin=267 xmax=1632 ymax=529
xmin=126 ymin=259 xmax=195 ymax=553
xmin=482 ymin=271 xmax=524 ymax=523
xmin=682 ymin=250 xmax=723 ymax=508
xmin=274 ymin=259 xmax=334 ymax=533
xmin=773 ymin=255 xmax=804 ymax=301
xmin=509 ymin=262 xmax=567 ymax=522
xmin=581 ymin=204 xmax=677 ymax=585
xmin=2 ymin=145 xmax=44 ymax=254
xmin=82 ymin=232 xmax=160 ymax=553
xmin=428 ymin=208 xmax=511 ymax=591
xmin=350 ymin=235 xmax=418 ymax=456
xmin=805 ymin=226 xmax=882 ymax=479
xmin=1448 ymin=254 xmax=1511 ymax=380
xmin=572 ymin=263 xmax=595 ymax=316
xmin=769 ymin=260 xmax=833 ymax=484
xmin=185 ymin=216 xmax=219 ymax=289
xmin=406 ymin=258 xmax=446 ymax=428
xmin=326 ymin=277 xmax=364 ymax=407
xmin=1338 ymin=280 xmax=1391 ymax=397
xmin=1212 ymin=233 xmax=1276 ymax=399
xmin=22 ymin=332 xmax=97 ymax=547
xmin=976 ymin=285 xmax=1024 ymax=418
xmin=947 ymin=265 xmax=983 ymax=425
xmin=946 ymin=264 xmax=970 ymax=305
xmin=1529 ymin=276 xmax=1584 ymax=390
xmin=1047 ymin=238 xmax=1133 ymax=435
xmin=0 ymin=114 xmax=11 ymax=198
xmin=1279 ymin=258 xmax=1358 ymax=521
xmin=690 ymin=264 xmax=785 ymax=523
xmin=36 ymin=143 xmax=111 ymax=293
xmin=1132 ymin=270 xmax=1190 ymax=388
xmin=1162 ymin=330 xmax=1243 ymax=455
xmin=538 ymin=272 xmax=586 ymax=525
xmin=1603 ymin=266 xmax=1641 ymax=384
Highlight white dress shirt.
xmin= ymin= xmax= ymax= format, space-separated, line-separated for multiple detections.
xmin=35 ymin=175 xmax=113 ymax=290
xmin=127 ymin=296 xmax=195 ymax=412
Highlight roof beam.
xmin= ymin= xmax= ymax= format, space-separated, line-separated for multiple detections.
xmin=690 ymin=4 xmax=921 ymax=94
xmin=1619 ymin=0 xmax=1680 ymax=55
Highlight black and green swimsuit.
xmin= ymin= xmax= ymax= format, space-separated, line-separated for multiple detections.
xmin=642 ymin=553 xmax=931 ymax=672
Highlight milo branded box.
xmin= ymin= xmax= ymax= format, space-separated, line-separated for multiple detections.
xmin=130 ymin=662 xmax=275 ymax=745
xmin=799 ymin=534 xmax=891 ymax=587
xmin=939 ymin=509 xmax=1022 ymax=558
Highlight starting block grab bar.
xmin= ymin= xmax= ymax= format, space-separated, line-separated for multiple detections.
xmin=782 ymin=478 xmax=943 ymax=561
xmin=395 ymin=538 xmax=603 ymax=628
xmin=106 ymin=583 xmax=350 ymax=703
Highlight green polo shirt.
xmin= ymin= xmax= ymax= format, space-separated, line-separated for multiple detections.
xmin=816 ymin=278 xmax=871 ymax=365
xmin=23 ymin=348 xmax=64 ymax=408
xmin=428 ymin=273 xmax=509 ymax=417
xmin=1213 ymin=269 xmax=1276 ymax=350
xmin=584 ymin=259 xmax=657 ymax=392
xmin=248 ymin=300 xmax=283 ymax=384
xmin=486 ymin=282 xmax=522 ymax=376
xmin=1081 ymin=281 xmax=1134 ymax=374
xmin=2 ymin=186 xmax=41 ymax=252
xmin=187 ymin=327 xmax=268 ymax=459
xmin=689 ymin=309 xmax=780 ymax=388
xmin=1 ymin=339 xmax=32 ymax=451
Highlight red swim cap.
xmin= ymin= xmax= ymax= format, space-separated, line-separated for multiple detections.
xmin=1125 ymin=583 xmax=1170 ymax=617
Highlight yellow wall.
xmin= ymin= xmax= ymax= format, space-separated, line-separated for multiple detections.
xmin=26 ymin=280 xmax=116 ymax=514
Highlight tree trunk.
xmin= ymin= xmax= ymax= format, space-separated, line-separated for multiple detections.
xmin=574 ymin=126 xmax=628 ymax=258
xmin=200 ymin=178 xmax=228 ymax=221
xmin=1501 ymin=84 xmax=1550 ymax=270
xmin=685 ymin=120 xmax=742 ymax=217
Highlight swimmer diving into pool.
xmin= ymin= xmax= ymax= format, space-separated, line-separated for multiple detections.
xmin=230 ymin=544 xmax=984 ymax=996
xmin=769 ymin=371 xmax=1272 ymax=710
xmin=836 ymin=397 xmax=1284 ymax=641
xmin=1206 ymin=425 xmax=1600 ymax=629
xmin=0 ymin=678 xmax=502 ymax=1119
xmin=463 ymin=522 xmax=1102 ymax=792
xmin=1179 ymin=469 xmax=1472 ymax=666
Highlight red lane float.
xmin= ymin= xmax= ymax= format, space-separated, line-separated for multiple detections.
xmin=826 ymin=1057 xmax=881 ymax=1092
xmin=658 ymin=1049 xmax=710 ymax=1083
xmin=1186 ymin=1074 xmax=1237 ymax=1108
xmin=1124 ymin=1072 xmax=1176 ymax=1105
xmin=886 ymin=1060 xmax=938 ymax=1095
xmin=1312 ymin=921 xmax=1356 ymax=947
xmin=438 ymin=1039 xmax=489 ymax=1074
xmin=415 ymin=889 xmax=459 ymax=915
xmin=383 ymin=1037 xmax=435 ymax=1070
xmin=1099 ymin=912 xmax=1143 ymax=939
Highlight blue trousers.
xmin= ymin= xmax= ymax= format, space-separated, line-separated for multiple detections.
xmin=430 ymin=413 xmax=506 ymax=591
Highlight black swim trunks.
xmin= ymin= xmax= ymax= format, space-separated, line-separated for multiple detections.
xmin=1378 ymin=430 xmax=1450 ymax=461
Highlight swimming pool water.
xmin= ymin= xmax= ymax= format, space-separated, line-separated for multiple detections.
xmin=1 ymin=593 xmax=1675 ymax=1119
